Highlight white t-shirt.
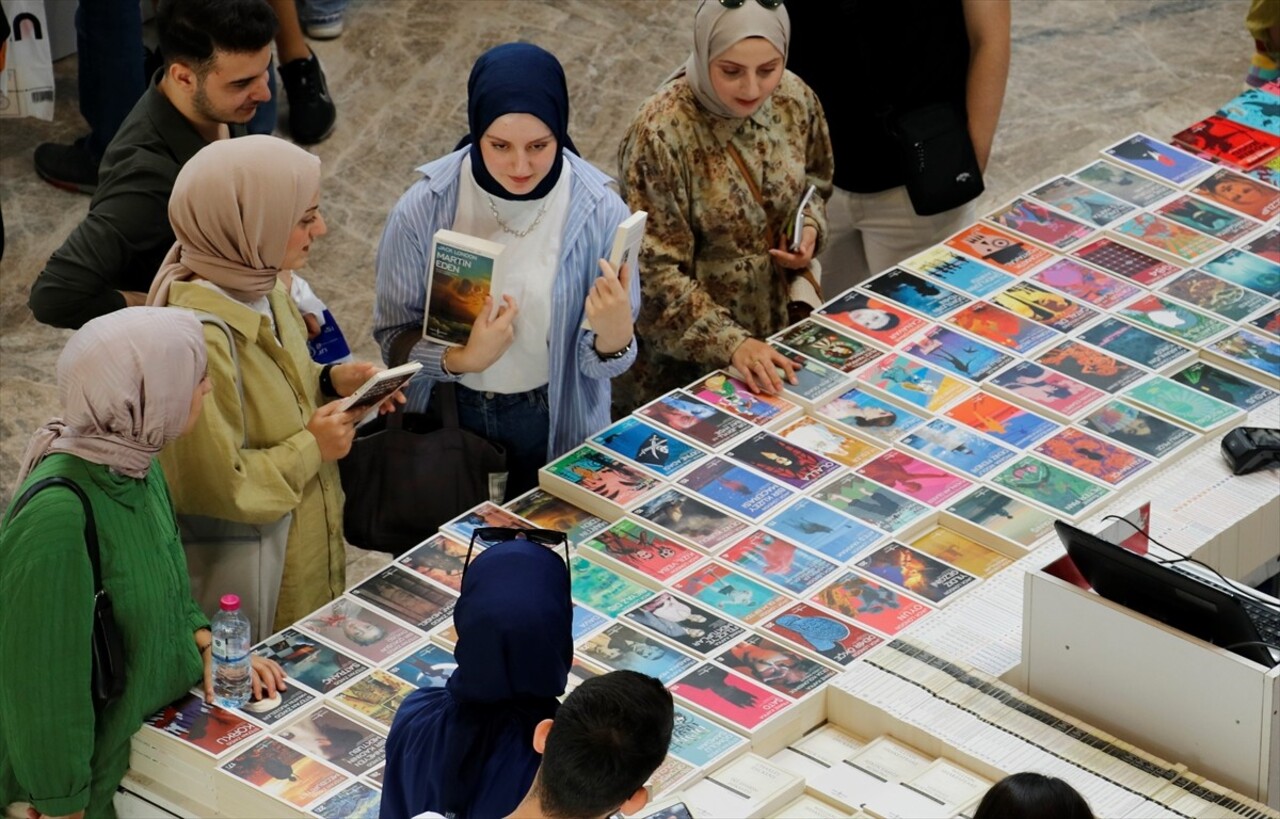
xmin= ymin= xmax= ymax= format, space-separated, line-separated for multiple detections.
xmin=453 ymin=153 xmax=571 ymax=394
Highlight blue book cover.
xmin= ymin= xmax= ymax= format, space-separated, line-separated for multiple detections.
xmin=590 ymin=417 xmax=708 ymax=478
xmin=667 ymin=705 xmax=748 ymax=768
xmin=861 ymin=268 xmax=972 ymax=318
xmin=943 ymin=392 xmax=1060 ymax=449
xmin=899 ymin=418 xmax=1019 ymax=477
xmin=762 ymin=498 xmax=883 ymax=562
xmin=900 ymin=245 xmax=1013 ymax=297
xmin=306 ymin=309 xmax=353 ymax=364
xmin=1218 ymin=88 xmax=1280 ymax=134
xmin=903 ymin=326 xmax=1014 ymax=382
xmin=677 ymin=458 xmax=794 ymax=520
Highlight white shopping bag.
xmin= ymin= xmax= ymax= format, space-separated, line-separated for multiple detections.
xmin=0 ymin=0 xmax=55 ymax=120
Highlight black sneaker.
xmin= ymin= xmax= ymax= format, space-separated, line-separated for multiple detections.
xmin=279 ymin=51 xmax=336 ymax=145
xmin=34 ymin=137 xmax=100 ymax=194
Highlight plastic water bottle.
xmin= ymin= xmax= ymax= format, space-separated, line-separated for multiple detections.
xmin=211 ymin=594 xmax=252 ymax=709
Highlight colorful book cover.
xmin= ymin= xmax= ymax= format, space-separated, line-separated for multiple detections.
xmin=1116 ymin=293 xmax=1230 ymax=344
xmin=219 ymin=736 xmax=349 ymax=809
xmin=943 ymin=391 xmax=1060 ymax=449
xmin=985 ymin=197 xmax=1096 ymax=249
xmin=988 ymin=361 xmax=1105 ymax=417
xmin=254 ymin=629 xmax=367 ymax=695
xmin=910 ymin=527 xmax=1013 ymax=578
xmin=1155 ymin=194 xmax=1262 ymax=241
xmin=144 ymin=692 xmax=262 ymax=757
xmin=423 ymin=232 xmax=503 ymax=347
xmin=670 ymin=663 xmax=793 ymax=728
xmin=624 ymin=592 xmax=747 ymax=656
xmin=1159 ymin=270 xmax=1274 ymax=321
xmin=855 ymin=542 xmax=978 ymax=605
xmin=810 ymin=570 xmax=933 ymax=635
xmin=719 ymin=530 xmax=841 ymax=595
xmin=725 ymin=430 xmax=841 ymax=490
xmin=1200 ymin=249 xmax=1280 ymax=298
xmin=809 ymin=472 xmax=932 ymax=534
xmin=396 ymin=534 xmax=470 ymax=593
xmin=761 ymin=602 xmax=884 ymax=666
xmin=855 ymin=450 xmax=972 ymax=506
xmin=312 ymin=782 xmax=382 ymax=819
xmin=332 ymin=671 xmax=416 ymax=731
xmin=1072 ymin=159 xmax=1177 ymax=207
xmin=816 ymin=289 xmax=928 ymax=346
xmin=590 ymin=417 xmax=708 ymax=478
xmin=688 ymin=371 xmax=798 ymax=426
xmin=1248 ymin=306 xmax=1280 ymax=339
xmin=768 ymin=342 xmax=850 ymax=405
xmin=569 ymin=555 xmax=654 ymax=618
xmin=1247 ymin=155 xmax=1280 ymax=187
xmin=860 ymin=268 xmax=972 ymax=318
xmin=440 ymin=501 xmax=529 ymax=543
xmin=673 ymin=561 xmax=792 ymax=625
xmin=1026 ymin=175 xmax=1136 ymax=226
xmin=1242 ymin=226 xmax=1279 ymax=262
xmin=1103 ymin=133 xmax=1216 ymax=185
xmin=572 ymin=604 xmax=610 ymax=643
xmin=774 ymin=320 xmax=885 ymax=373
xmin=1031 ymin=258 xmax=1141 ymax=310
xmin=857 ymin=353 xmax=972 ymax=413
xmin=990 ymin=455 xmax=1110 ymax=516
xmin=277 ymin=706 xmax=386 ymax=776
xmin=1191 ymin=167 xmax=1280 ymax=220
xmin=504 ymin=488 xmax=609 ymax=547
xmin=235 ymin=681 xmax=315 ymax=727
xmin=1070 ymin=237 xmax=1183 ymax=286
xmin=637 ymin=391 xmax=753 ymax=449
xmin=817 ymin=387 xmax=926 ymax=443
xmin=990 ymin=281 xmax=1098 ymax=333
xmin=1169 ymin=361 xmax=1278 ymax=410
xmin=1204 ymin=329 xmax=1280 ymax=381
xmin=386 ymin=642 xmax=458 ymax=689
xmin=946 ymin=302 xmax=1060 ymax=354
xmin=583 ymin=518 xmax=704 ymax=583
xmin=944 ymin=223 xmax=1053 ymax=274
xmin=902 ymin=325 xmax=1014 ymax=382
xmin=1077 ymin=317 xmax=1194 ymax=371
xmin=1218 ymin=88 xmax=1280 ymax=133
xmin=667 ymin=704 xmax=749 ymax=768
xmin=1034 ymin=339 xmax=1147 ymax=393
xmin=715 ymin=634 xmax=837 ymax=700
xmin=1032 ymin=427 xmax=1153 ymax=485
xmin=543 ymin=445 xmax=661 ymax=507
xmin=629 ymin=487 xmax=750 ymax=551
xmin=297 ymin=598 xmax=423 ymax=665
xmin=350 ymin=567 xmax=456 ymax=632
xmin=762 ymin=497 xmax=885 ymax=562
xmin=898 ymin=417 xmax=1018 ymax=477
xmin=1173 ymin=115 xmax=1280 ymax=170
xmin=899 ymin=245 xmax=1013 ymax=297
xmin=579 ymin=622 xmax=699 ymax=684
xmin=944 ymin=486 xmax=1056 ymax=548
xmin=1078 ymin=399 xmax=1198 ymax=460
xmin=772 ymin=416 xmax=883 ymax=467
xmin=1111 ymin=213 xmax=1225 ymax=262
xmin=676 ymin=457 xmax=795 ymax=520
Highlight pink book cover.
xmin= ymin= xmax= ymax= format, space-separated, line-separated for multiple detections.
xmin=671 ymin=663 xmax=793 ymax=729
xmin=855 ymin=449 xmax=973 ymax=507
xmin=816 ymin=289 xmax=928 ymax=347
xmin=988 ymin=361 xmax=1106 ymax=418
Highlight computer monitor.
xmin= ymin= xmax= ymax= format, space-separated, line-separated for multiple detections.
xmin=1054 ymin=520 xmax=1274 ymax=667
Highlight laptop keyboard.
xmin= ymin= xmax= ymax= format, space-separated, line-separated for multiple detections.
xmin=1168 ymin=563 xmax=1280 ymax=641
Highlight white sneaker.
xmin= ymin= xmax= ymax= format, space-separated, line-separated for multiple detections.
xmin=304 ymin=17 xmax=344 ymax=39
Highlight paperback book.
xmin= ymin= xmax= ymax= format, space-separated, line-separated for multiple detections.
xmin=311 ymin=782 xmax=382 ymax=819
xmin=1199 ymin=248 xmax=1280 ymax=298
xmin=986 ymin=361 xmax=1105 ymax=420
xmin=676 ymin=457 xmax=795 ymax=521
xmin=860 ymin=268 xmax=972 ymax=319
xmin=1155 ymin=194 xmax=1262 ymax=241
xmin=1033 ymin=339 xmax=1147 ymax=393
xmin=571 ymin=604 xmax=610 ymax=643
xmin=396 ymin=534 xmax=469 ymax=593
xmin=629 ymin=487 xmax=751 ymax=552
xmin=719 ymin=530 xmax=841 ymax=596
xmin=667 ymin=704 xmax=750 ymax=769
xmin=942 ymin=391 xmax=1060 ymax=449
xmin=1173 ymin=115 xmax=1280 ymax=170
xmin=897 ymin=417 xmax=1019 ymax=477
xmin=724 ymin=430 xmax=842 ymax=489
xmin=636 ymin=390 xmax=754 ymax=449
xmin=219 ymin=736 xmax=349 ymax=810
xmin=761 ymin=602 xmax=884 ymax=666
xmin=1218 ymin=87 xmax=1280 ymax=131
xmin=1071 ymin=159 xmax=1178 ymax=207
xmin=1070 ymin=237 xmax=1182 ymax=286
xmin=1078 ymin=399 xmax=1198 ymax=460
xmin=583 ymin=210 xmax=647 ymax=331
xmin=899 ymin=245 xmax=1013 ymax=297
xmin=673 ymin=561 xmax=793 ymax=625
xmin=943 ymin=223 xmax=1053 ymax=275
xmin=984 ymin=197 xmax=1096 ymax=249
xmin=276 ymin=706 xmax=386 ymax=776
xmin=946 ymin=302 xmax=1060 ymax=354
xmin=808 ymin=472 xmax=932 ymax=534
xmin=539 ymin=444 xmax=661 ymax=516
xmin=1169 ymin=360 xmax=1278 ymax=410
xmin=943 ymin=486 xmax=1056 ymax=550
xmin=423 ymin=229 xmax=506 ymax=347
xmin=1032 ymin=426 xmax=1153 ymax=486
xmin=1158 ymin=269 xmax=1274 ymax=321
xmin=1191 ymin=167 xmax=1280 ymax=220
xmin=254 ymin=629 xmax=367 ymax=695
xmin=144 ymin=692 xmax=263 ymax=758
xmin=1030 ymin=258 xmax=1141 ymax=310
xmin=235 ymin=681 xmax=315 ymax=727
xmin=385 ymin=642 xmax=457 ymax=689
xmin=761 ymin=343 xmax=850 ymax=409
xmin=855 ymin=449 xmax=973 ymax=507
xmin=1110 ymin=213 xmax=1225 ymax=263
xmin=1202 ymin=329 xmax=1280 ymax=387
xmin=857 ymin=353 xmax=972 ymax=413
xmin=569 ymin=555 xmax=654 ymax=618
xmin=623 ymin=592 xmax=747 ymax=656
xmin=688 ymin=371 xmax=800 ymax=427
xmin=578 ymin=622 xmax=699 ymax=683
xmin=910 ymin=526 xmax=1014 ymax=578
xmin=581 ymin=518 xmax=705 ymax=584
xmin=815 ymin=289 xmax=928 ymax=347
xmin=816 ymin=387 xmax=926 ymax=444
xmin=1076 ymin=317 xmax=1195 ymax=371
xmin=1026 ymin=175 xmax=1136 ymax=226
xmin=1114 ymin=293 xmax=1230 ymax=344
xmin=439 ymin=501 xmax=529 ymax=543
xmin=670 ymin=663 xmax=793 ymax=729
xmin=1102 ymin=133 xmax=1215 ymax=185
xmin=902 ymin=325 xmax=1013 ymax=382
xmin=1242 ymin=225 xmax=1279 ymax=261
xmin=589 ymin=416 xmax=708 ymax=479
xmin=715 ymin=634 xmax=837 ymax=700
xmin=809 ymin=570 xmax=934 ymax=635
xmin=504 ymin=488 xmax=609 ymax=547
xmin=350 ymin=566 xmax=456 ymax=631
xmin=989 ymin=455 xmax=1111 ymax=518
xmin=297 ymin=597 xmax=423 ymax=665
xmin=1251 ymin=305 xmax=1280 ymax=339
xmin=989 ymin=280 xmax=1098 ymax=333
xmin=771 ymin=415 xmax=884 ymax=467
xmin=331 ymin=670 xmax=416 ymax=731
xmin=762 ymin=497 xmax=885 ymax=562
xmin=773 ymin=319 xmax=886 ymax=373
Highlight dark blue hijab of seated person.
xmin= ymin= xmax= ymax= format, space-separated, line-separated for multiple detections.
xmin=381 ymin=538 xmax=573 ymax=819
xmin=458 ymin=42 xmax=579 ymax=202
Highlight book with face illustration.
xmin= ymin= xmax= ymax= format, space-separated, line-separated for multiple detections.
xmin=1032 ymin=427 xmax=1153 ymax=486
xmin=854 ymin=542 xmax=978 ymax=605
xmin=581 ymin=518 xmax=705 ymax=583
xmin=578 ymin=622 xmax=699 ymax=684
xmin=1102 ymin=133 xmax=1216 ymax=186
xmin=1191 ymin=167 xmax=1280 ymax=220
xmin=628 ymin=487 xmax=751 ymax=552
xmin=718 ymin=530 xmax=841 ymax=596
xmin=1250 ymin=306 xmax=1280 ymax=340
xmin=623 ymin=592 xmax=746 ymax=656
xmin=810 ymin=570 xmax=934 ymax=636
xmin=946 ymin=302 xmax=1060 ymax=355
xmin=1026 ymin=175 xmax=1137 ymax=227
xmin=636 ymin=391 xmax=753 ymax=450
xmin=897 ymin=417 xmax=1018 ymax=478
xmin=1078 ymin=399 xmax=1198 ymax=460
xmin=296 ymin=597 xmax=424 ymax=665
xmin=569 ymin=555 xmax=654 ymax=617
xmin=773 ymin=319 xmax=886 ymax=373
xmin=984 ymin=196 xmax=1097 ymax=249
xmin=856 ymin=353 xmax=972 ymax=413
xmin=860 ymin=268 xmax=972 ymax=319
xmin=855 ymin=450 xmax=973 ymax=507
xmin=1030 ymin=258 xmax=1142 ymax=310
xmin=676 ymin=457 xmax=795 ymax=521
xmin=1115 ymin=293 xmax=1230 ymax=345
xmin=910 ymin=527 xmax=1014 ymax=579
xmin=761 ymin=497 xmax=885 ymax=562
xmin=944 ymin=486 xmax=1056 ymax=549
xmin=990 ymin=280 xmax=1098 ymax=333
xmin=899 ymin=244 xmax=1013 ymax=297
xmin=816 ymin=386 xmax=926 ymax=444
xmin=1123 ymin=376 xmax=1245 ymax=431
xmin=990 ymin=455 xmax=1111 ymax=518
xmin=219 ymin=736 xmax=349 ymax=809
xmin=688 ymin=371 xmax=800 ymax=427
xmin=1154 ymin=194 xmax=1263 ymax=242
xmin=901 ymin=325 xmax=1013 ymax=383
xmin=762 ymin=343 xmax=850 ymax=407
xmin=1071 ymin=159 xmax=1177 ymax=207
xmin=670 ymin=663 xmax=794 ymax=729
xmin=1111 ymin=213 xmax=1225 ymax=263
xmin=1203 ymin=329 xmax=1280 ymax=385
xmin=672 ymin=561 xmax=792 ymax=625
xmin=987 ymin=361 xmax=1105 ymax=419
xmin=942 ymin=391 xmax=1059 ymax=449
xmin=815 ymin=289 xmax=928 ymax=346
xmin=771 ymin=415 xmax=884 ymax=468
xmin=761 ymin=602 xmax=884 ymax=666
xmin=253 ymin=629 xmax=368 ymax=696
xmin=589 ymin=417 xmax=708 ymax=479
xmin=1076 ymin=317 xmax=1195 ymax=372
xmin=1033 ymin=339 xmax=1147 ymax=394
xmin=944 ymin=223 xmax=1053 ymax=275
xmin=504 ymin=488 xmax=609 ymax=547
xmin=724 ymin=430 xmax=841 ymax=490
xmin=1199 ymin=248 xmax=1280 ymax=299
xmin=1070 ymin=237 xmax=1183 ymax=286
xmin=1158 ymin=270 xmax=1274 ymax=322
xmin=808 ymin=472 xmax=932 ymax=534
xmin=714 ymin=634 xmax=837 ymax=700
xmin=1168 ymin=361 xmax=1278 ymax=410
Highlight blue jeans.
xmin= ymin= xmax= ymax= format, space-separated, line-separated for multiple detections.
xmin=298 ymin=0 xmax=348 ymax=26
xmin=454 ymin=384 xmax=550 ymax=502
xmin=247 ymin=59 xmax=278 ymax=135
xmin=76 ymin=0 xmax=145 ymax=158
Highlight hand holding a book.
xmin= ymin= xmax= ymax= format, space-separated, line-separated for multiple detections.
xmin=769 ymin=225 xmax=818 ymax=270
xmin=585 ymin=259 xmax=635 ymax=355
xmin=731 ymin=338 xmax=798 ymax=396
xmin=307 ymin=401 xmax=361 ymax=461
xmin=446 ymin=294 xmax=519 ymax=374
xmin=330 ymin=362 xmax=408 ymax=415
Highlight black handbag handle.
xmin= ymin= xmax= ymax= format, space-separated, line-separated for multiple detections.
xmin=11 ymin=477 xmax=104 ymax=593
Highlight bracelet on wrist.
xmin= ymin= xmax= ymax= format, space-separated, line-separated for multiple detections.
xmin=441 ymin=347 xmax=457 ymax=377
xmin=318 ymin=363 xmax=340 ymax=398
xmin=594 ymin=336 xmax=634 ymax=362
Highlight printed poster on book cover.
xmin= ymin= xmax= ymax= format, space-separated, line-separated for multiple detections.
xmin=542 ymin=445 xmax=661 ymax=507
xmin=636 ymin=390 xmax=753 ymax=449
xmin=676 ymin=457 xmax=794 ymax=520
xmin=688 ymin=371 xmax=798 ymax=426
xmin=774 ymin=319 xmax=885 ymax=373
xmin=1155 ymin=194 xmax=1262 ymax=242
xmin=715 ymin=633 xmax=837 ymax=700
xmin=989 ymin=455 xmax=1110 ymax=517
xmin=1026 ymin=175 xmax=1136 ymax=227
xmin=809 ymin=472 xmax=932 ymax=534
xmin=628 ymin=487 xmax=750 ymax=551
xmin=579 ymin=622 xmax=699 ymax=684
xmin=277 ymin=705 xmax=386 ymax=775
xmin=1102 ymin=133 xmax=1215 ymax=186
xmin=1115 ymin=293 xmax=1230 ymax=345
xmin=219 ymin=736 xmax=349 ymax=809
xmin=144 ymin=691 xmax=262 ymax=758
xmin=671 ymin=663 xmax=793 ymax=729
xmin=332 ymin=670 xmax=416 ymax=731
xmin=350 ymin=566 xmax=456 ymax=632
xmin=902 ymin=325 xmax=1013 ymax=383
xmin=857 ymin=354 xmax=972 ymax=413
xmin=817 ymin=387 xmax=926 ymax=443
xmin=897 ymin=417 xmax=1018 ymax=478
xmin=1111 ymin=213 xmax=1225 ymax=263
xmin=989 ymin=280 xmax=1098 ymax=333
xmin=1033 ymin=340 xmax=1147 ymax=394
xmin=297 ymin=597 xmax=423 ymax=665
xmin=816 ymin=289 xmax=928 ymax=346
xmin=761 ymin=497 xmax=884 ymax=562
xmin=1077 ymin=400 xmax=1198 ymax=460
xmin=254 ymin=629 xmax=368 ymax=696
xmin=1191 ymin=166 xmax=1280 ymax=220
xmin=943 ymin=223 xmax=1053 ymax=275
xmin=1071 ymin=159 xmax=1177 ymax=207
xmin=504 ymin=488 xmax=610 ymax=546
xmin=582 ymin=518 xmax=704 ymax=583
xmin=569 ymin=555 xmax=654 ymax=618
xmin=1032 ymin=427 xmax=1153 ymax=486
xmin=853 ymin=542 xmax=978 ymax=605
xmin=856 ymin=450 xmax=972 ymax=507
xmin=590 ymin=416 xmax=708 ymax=478
xmin=1070 ymin=237 xmax=1182 ymax=286
xmin=1030 ymin=258 xmax=1141 ymax=310
xmin=1158 ymin=270 xmax=1274 ymax=322
xmin=899 ymin=245 xmax=1013 ymax=297
xmin=1204 ymin=330 xmax=1280 ymax=383
xmin=810 ymin=570 xmax=934 ymax=636
xmin=945 ymin=302 xmax=1060 ymax=355
xmin=311 ymin=781 xmax=382 ymax=819
xmin=1250 ymin=306 xmax=1280 ymax=339
xmin=1242 ymin=226 xmax=1278 ymax=262
xmin=385 ymin=642 xmax=457 ymax=690
xmin=1076 ymin=317 xmax=1194 ymax=371
xmin=772 ymin=415 xmax=884 ymax=467
xmin=910 ymin=527 xmax=1013 ymax=578
xmin=944 ymin=486 xmax=1055 ymax=548
xmin=623 ymin=592 xmax=746 ymax=656
xmin=987 ymin=361 xmax=1105 ymax=418
xmin=673 ymin=561 xmax=793 ymax=625
xmin=1169 ymin=361 xmax=1278 ymax=410
xmin=667 ymin=704 xmax=749 ymax=768
xmin=396 ymin=534 xmax=470 ymax=593
xmin=719 ymin=530 xmax=841 ymax=596
xmin=761 ymin=602 xmax=883 ymax=666
xmin=860 ymin=268 xmax=972 ymax=319
xmin=984 ymin=197 xmax=1096 ymax=249
xmin=724 ymin=430 xmax=842 ymax=489
xmin=942 ymin=391 xmax=1058 ymax=449
xmin=1200 ymin=249 xmax=1280 ymax=299
xmin=766 ymin=342 xmax=850 ymax=405
xmin=1124 ymin=377 xmax=1247 ymax=431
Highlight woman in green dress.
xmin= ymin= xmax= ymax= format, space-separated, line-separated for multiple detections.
xmin=0 ymin=308 xmax=286 ymax=819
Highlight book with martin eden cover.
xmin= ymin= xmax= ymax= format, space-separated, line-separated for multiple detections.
xmin=423 ymin=228 xmax=505 ymax=347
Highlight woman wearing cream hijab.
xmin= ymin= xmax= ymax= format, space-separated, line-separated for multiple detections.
xmin=150 ymin=134 xmax=400 ymax=633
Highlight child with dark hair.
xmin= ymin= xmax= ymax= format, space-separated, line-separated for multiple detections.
xmin=973 ymin=772 xmax=1094 ymax=819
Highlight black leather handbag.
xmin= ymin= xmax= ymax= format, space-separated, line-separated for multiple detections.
xmin=10 ymin=476 xmax=126 ymax=709
xmin=891 ymin=102 xmax=985 ymax=216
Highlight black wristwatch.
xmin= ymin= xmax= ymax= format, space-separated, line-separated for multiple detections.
xmin=319 ymin=363 xmax=341 ymax=398
xmin=594 ymin=336 xmax=634 ymax=362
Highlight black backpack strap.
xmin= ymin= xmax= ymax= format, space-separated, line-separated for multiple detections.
xmin=11 ymin=477 xmax=103 ymax=593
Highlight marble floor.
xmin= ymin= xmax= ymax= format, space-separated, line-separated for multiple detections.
xmin=0 ymin=0 xmax=1252 ymax=578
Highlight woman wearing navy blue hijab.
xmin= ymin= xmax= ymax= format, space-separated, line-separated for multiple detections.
xmin=374 ymin=42 xmax=641 ymax=501
xmin=380 ymin=536 xmax=573 ymax=819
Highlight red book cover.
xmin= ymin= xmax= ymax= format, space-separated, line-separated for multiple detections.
xmin=1173 ymin=116 xmax=1280 ymax=170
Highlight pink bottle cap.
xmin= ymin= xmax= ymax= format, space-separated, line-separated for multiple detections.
xmin=219 ymin=594 xmax=241 ymax=612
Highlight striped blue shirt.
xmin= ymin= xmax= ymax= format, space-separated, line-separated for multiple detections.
xmin=373 ymin=148 xmax=640 ymax=460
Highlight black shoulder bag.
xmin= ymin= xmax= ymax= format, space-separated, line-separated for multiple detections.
xmin=890 ymin=102 xmax=985 ymax=217
xmin=10 ymin=477 xmax=126 ymax=709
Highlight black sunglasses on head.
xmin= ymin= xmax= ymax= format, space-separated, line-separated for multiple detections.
xmin=719 ymin=0 xmax=785 ymax=8
xmin=465 ymin=526 xmax=571 ymax=576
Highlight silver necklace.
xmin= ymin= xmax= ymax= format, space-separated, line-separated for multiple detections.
xmin=486 ymin=193 xmax=548 ymax=238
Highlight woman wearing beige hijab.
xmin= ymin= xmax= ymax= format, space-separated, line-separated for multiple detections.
xmin=150 ymin=134 xmax=399 ymax=633
xmin=0 ymin=309 xmax=286 ymax=819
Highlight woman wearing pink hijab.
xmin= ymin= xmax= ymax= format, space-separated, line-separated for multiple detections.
xmin=0 ymin=308 xmax=286 ymax=819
